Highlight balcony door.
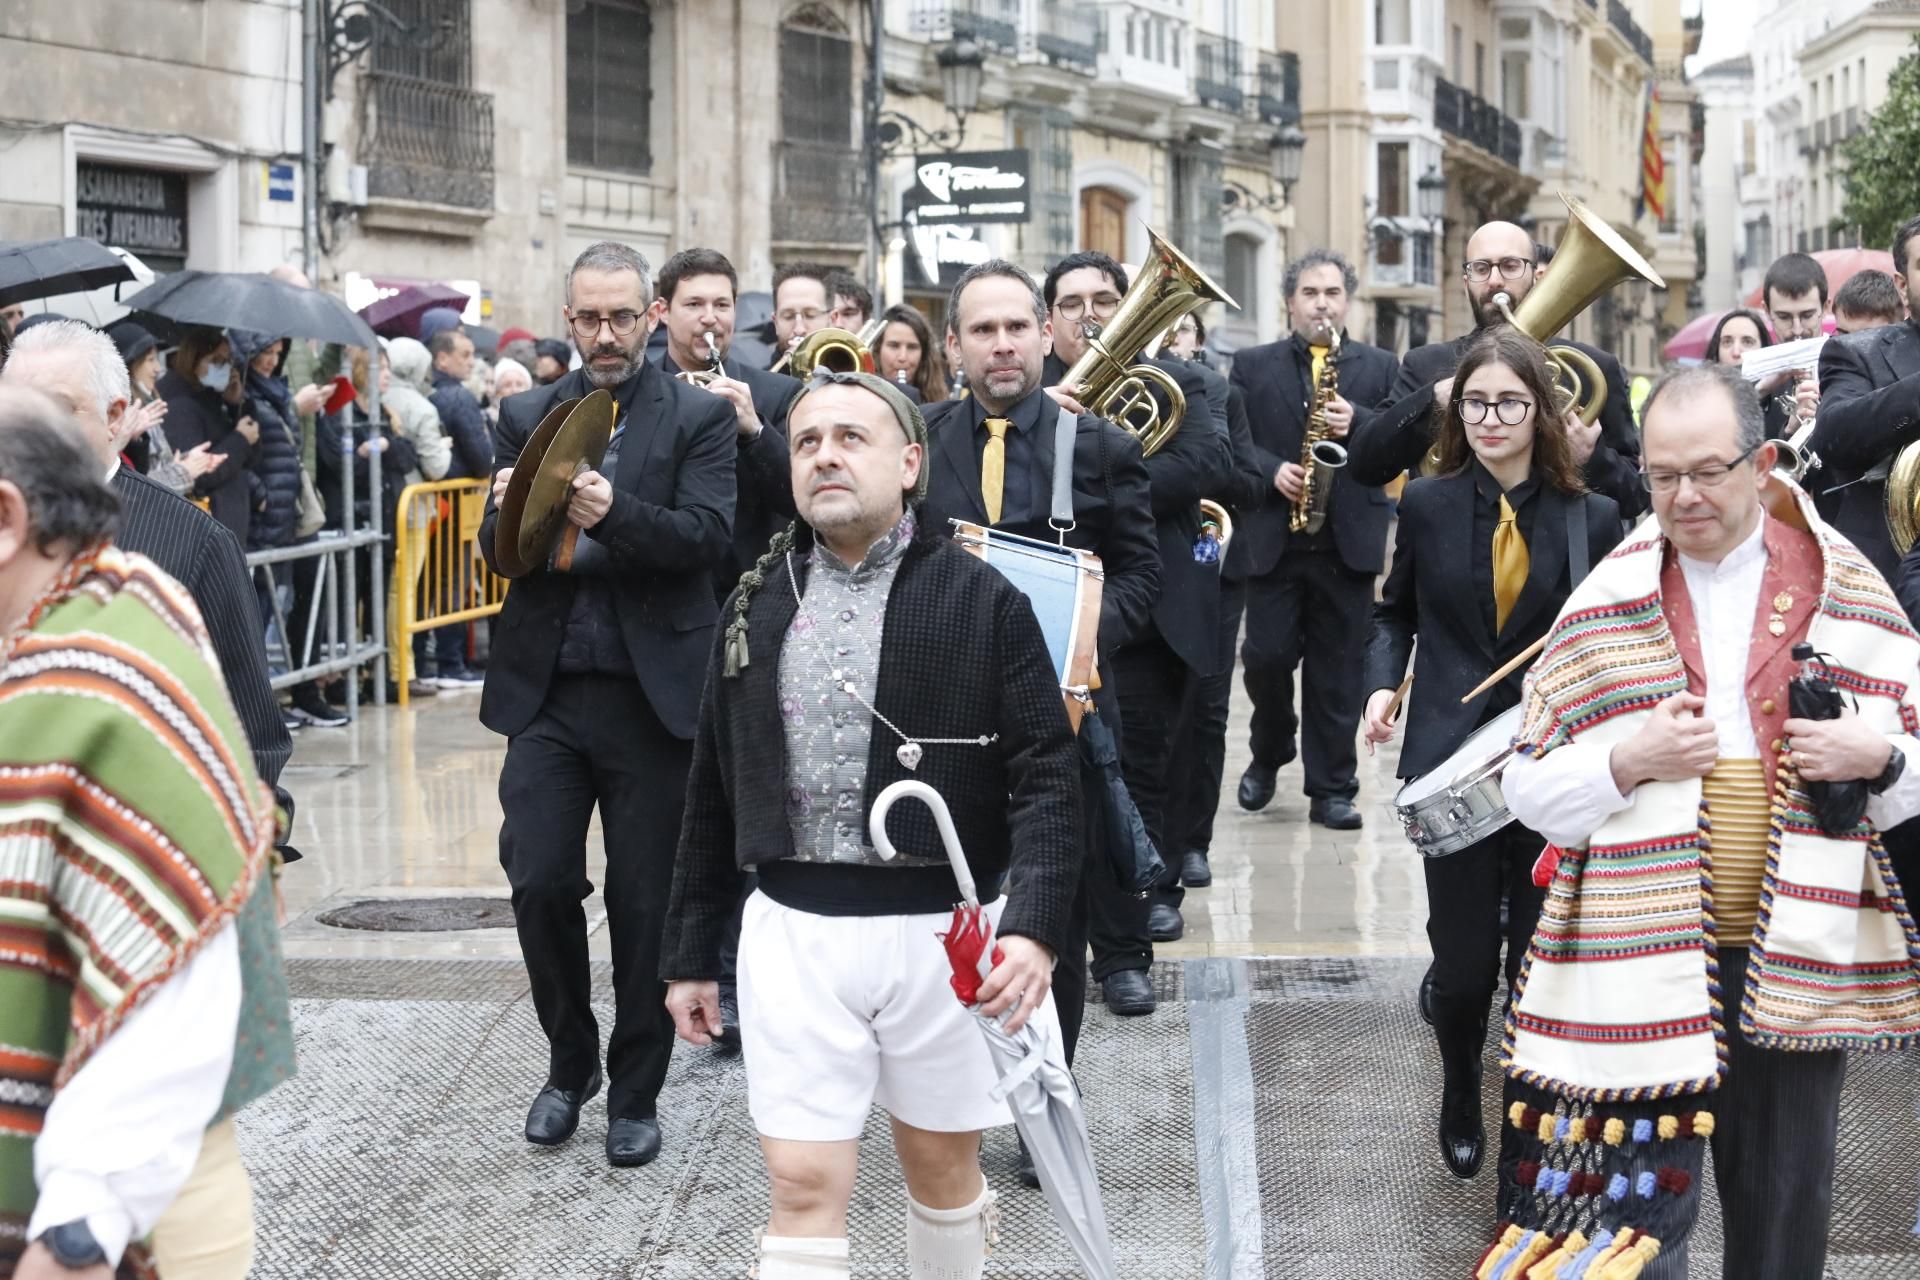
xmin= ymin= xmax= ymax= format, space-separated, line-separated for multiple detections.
xmin=1080 ymin=187 xmax=1130 ymax=262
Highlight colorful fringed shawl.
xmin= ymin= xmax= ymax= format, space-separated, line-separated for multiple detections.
xmin=0 ymin=546 xmax=274 ymax=1278
xmin=1503 ymin=488 xmax=1920 ymax=1105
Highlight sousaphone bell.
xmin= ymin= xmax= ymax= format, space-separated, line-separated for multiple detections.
xmin=493 ymin=388 xmax=617 ymax=578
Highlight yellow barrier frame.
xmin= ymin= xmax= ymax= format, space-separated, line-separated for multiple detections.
xmin=392 ymin=479 xmax=509 ymax=705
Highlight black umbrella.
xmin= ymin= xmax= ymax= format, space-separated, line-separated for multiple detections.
xmin=0 ymin=237 xmax=137 ymax=307
xmin=122 ymin=271 xmax=378 ymax=349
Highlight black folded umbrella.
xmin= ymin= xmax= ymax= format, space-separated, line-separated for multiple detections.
xmin=0 ymin=237 xmax=137 ymax=307
xmin=1789 ymin=643 xmax=1870 ymax=835
xmin=123 ymin=271 xmax=377 ymax=350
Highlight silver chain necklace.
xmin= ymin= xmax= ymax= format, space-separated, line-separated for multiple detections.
xmin=784 ymin=550 xmax=995 ymax=770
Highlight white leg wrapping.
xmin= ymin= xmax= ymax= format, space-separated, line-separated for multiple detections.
xmin=750 ymin=1233 xmax=850 ymax=1280
xmin=905 ymin=1182 xmax=998 ymax=1280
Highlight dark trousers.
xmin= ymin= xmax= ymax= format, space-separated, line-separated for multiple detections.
xmin=1590 ymin=948 xmax=1847 ymax=1280
xmin=498 ymin=673 xmax=687 ymax=1119
xmin=1117 ymin=634 xmax=1196 ymax=912
xmin=1169 ymin=578 xmax=1246 ymax=862
xmin=1423 ymin=822 xmax=1545 ymax=1077
xmin=1240 ymin=546 xmax=1373 ymax=800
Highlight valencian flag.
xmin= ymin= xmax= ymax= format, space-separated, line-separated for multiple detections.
xmin=1638 ymin=87 xmax=1666 ymax=223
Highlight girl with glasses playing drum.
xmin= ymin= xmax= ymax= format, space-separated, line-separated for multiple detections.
xmin=1358 ymin=327 xmax=1626 ymax=1192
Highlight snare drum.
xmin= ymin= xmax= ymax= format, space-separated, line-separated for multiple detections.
xmin=951 ymin=521 xmax=1103 ymax=733
xmin=1393 ymin=705 xmax=1524 ymax=858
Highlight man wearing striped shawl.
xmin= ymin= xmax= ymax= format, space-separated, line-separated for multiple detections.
xmin=1482 ymin=365 xmax=1920 ymax=1279
xmin=0 ymin=389 xmax=278 ymax=1280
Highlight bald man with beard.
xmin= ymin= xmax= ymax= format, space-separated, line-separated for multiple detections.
xmin=1348 ymin=219 xmax=1646 ymax=518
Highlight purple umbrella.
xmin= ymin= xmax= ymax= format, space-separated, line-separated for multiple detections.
xmin=359 ymin=284 xmax=471 ymax=339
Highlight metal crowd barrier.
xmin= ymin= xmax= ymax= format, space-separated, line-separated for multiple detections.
xmin=390 ymin=478 xmax=508 ymax=706
xmin=247 ymin=431 xmax=388 ymax=714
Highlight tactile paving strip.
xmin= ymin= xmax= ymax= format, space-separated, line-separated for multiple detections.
xmin=244 ymin=956 xmax=1917 ymax=1278
xmin=245 ymin=961 xmax=1202 ymax=1278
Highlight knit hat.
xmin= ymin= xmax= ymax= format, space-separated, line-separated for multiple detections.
xmin=104 ymin=320 xmax=158 ymax=368
xmin=417 ymin=307 xmax=464 ymax=344
xmin=13 ymin=312 xmax=71 ymax=335
xmin=720 ymin=370 xmax=930 ymax=679
xmin=790 ymin=368 xmax=930 ymax=503
xmin=497 ymin=326 xmax=536 ymax=347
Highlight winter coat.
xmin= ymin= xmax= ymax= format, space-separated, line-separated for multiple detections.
xmin=384 ymin=338 xmax=452 ymax=487
xmin=428 ymin=368 xmax=493 ymax=480
xmin=157 ymin=367 xmax=253 ymax=546
xmin=231 ymin=330 xmax=306 ymax=551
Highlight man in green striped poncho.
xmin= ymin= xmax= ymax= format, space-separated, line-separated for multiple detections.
xmin=0 ymin=388 xmax=281 ymax=1280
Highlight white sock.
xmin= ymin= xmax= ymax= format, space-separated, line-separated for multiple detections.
xmin=752 ymin=1234 xmax=850 ymax=1279
xmin=905 ymin=1181 xmax=997 ymax=1280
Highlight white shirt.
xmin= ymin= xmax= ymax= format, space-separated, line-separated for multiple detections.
xmin=28 ymin=926 xmax=241 ymax=1267
xmin=1505 ymin=517 xmax=1920 ymax=847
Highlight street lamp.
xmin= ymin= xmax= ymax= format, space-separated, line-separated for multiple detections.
xmin=1222 ymin=124 xmax=1308 ymax=214
xmin=1417 ymin=166 xmax=1448 ymax=228
xmin=874 ymin=37 xmax=986 ymax=159
xmin=1270 ymin=124 xmax=1308 ymax=203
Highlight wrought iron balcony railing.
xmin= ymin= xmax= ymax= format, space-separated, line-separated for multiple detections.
xmin=1607 ymin=0 xmax=1653 ymax=63
xmin=1250 ymin=49 xmax=1300 ymax=125
xmin=772 ymin=140 xmax=867 ymax=246
xmin=1435 ymin=77 xmax=1523 ymax=168
xmin=1193 ymin=32 xmax=1244 ymax=114
xmin=360 ymin=70 xmax=495 ymax=211
xmin=1034 ymin=0 xmax=1098 ymax=73
xmin=911 ymin=0 xmax=1020 ymax=54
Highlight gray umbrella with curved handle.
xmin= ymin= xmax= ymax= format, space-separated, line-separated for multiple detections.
xmin=869 ymin=779 xmax=1119 ymax=1280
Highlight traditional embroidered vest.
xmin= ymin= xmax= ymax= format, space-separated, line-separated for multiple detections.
xmin=0 ymin=547 xmax=276 ymax=1278
xmin=1503 ymin=487 xmax=1920 ymax=1103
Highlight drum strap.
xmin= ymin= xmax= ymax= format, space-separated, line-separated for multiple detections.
xmin=1050 ymin=407 xmax=1077 ymax=539
xmin=1565 ymin=499 xmax=1590 ymax=587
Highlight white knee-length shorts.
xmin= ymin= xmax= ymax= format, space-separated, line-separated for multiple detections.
xmin=738 ymin=889 xmax=1066 ymax=1141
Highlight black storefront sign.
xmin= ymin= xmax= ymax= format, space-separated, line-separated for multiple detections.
xmin=75 ymin=162 xmax=189 ymax=258
xmin=901 ymin=150 xmax=1031 ymax=225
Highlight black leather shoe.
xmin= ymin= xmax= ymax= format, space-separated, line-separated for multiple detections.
xmin=1236 ymin=762 xmax=1278 ymax=811
xmin=607 ymin=1116 xmax=663 ymax=1167
xmin=1101 ymin=969 xmax=1156 ymax=1016
xmin=1310 ymin=796 xmax=1364 ymax=830
xmin=713 ymin=986 xmax=742 ymax=1057
xmin=1438 ymin=1079 xmax=1485 ymax=1179
xmin=1148 ymin=903 xmax=1185 ymax=942
xmin=524 ymin=1069 xmax=601 ymax=1146
xmin=1180 ymin=850 xmax=1212 ymax=887
xmin=1015 ymin=1135 xmax=1040 ymax=1189
xmin=1418 ymin=964 xmax=1436 ymax=1027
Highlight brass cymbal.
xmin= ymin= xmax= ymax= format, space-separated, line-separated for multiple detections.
xmin=493 ymin=388 xmax=615 ymax=578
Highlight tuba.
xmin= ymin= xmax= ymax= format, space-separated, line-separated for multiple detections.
xmin=773 ymin=317 xmax=884 ymax=378
xmin=677 ymin=331 xmax=724 ymax=388
xmin=1061 ymin=228 xmax=1236 ymax=457
xmin=1291 ymin=325 xmax=1347 ymax=535
xmin=1492 ymin=191 xmax=1665 ymax=425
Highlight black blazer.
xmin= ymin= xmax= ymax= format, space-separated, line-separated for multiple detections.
xmin=662 ymin=526 xmax=1081 ymax=978
xmin=1363 ymin=469 xmax=1624 ymax=780
xmin=1810 ymin=320 xmax=1920 ymax=582
xmin=1218 ymin=383 xmax=1271 ymax=583
xmin=1351 ymin=335 xmax=1647 ymax=519
xmin=110 ymin=466 xmax=292 ymax=788
xmin=657 ymin=349 xmax=804 ymax=594
xmin=1230 ymin=332 xmax=1401 ymax=578
xmin=476 ymin=362 xmax=736 ymax=740
xmin=919 ymin=390 xmax=1161 ymax=716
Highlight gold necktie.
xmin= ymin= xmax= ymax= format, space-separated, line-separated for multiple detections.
xmin=981 ymin=417 xmax=1011 ymax=525
xmin=1493 ymin=493 xmax=1529 ymax=633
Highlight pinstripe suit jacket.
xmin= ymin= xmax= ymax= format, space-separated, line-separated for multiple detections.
xmin=111 ymin=466 xmax=293 ymax=787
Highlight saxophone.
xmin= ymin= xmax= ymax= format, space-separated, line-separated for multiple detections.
xmin=1290 ymin=326 xmax=1348 ymax=535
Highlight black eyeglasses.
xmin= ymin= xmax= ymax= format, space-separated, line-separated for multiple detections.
xmin=1640 ymin=443 xmax=1761 ymax=493
xmin=1457 ymin=396 xmax=1534 ymax=426
xmin=1462 ymin=257 xmax=1535 ymax=283
xmin=569 ymin=310 xmax=643 ymax=340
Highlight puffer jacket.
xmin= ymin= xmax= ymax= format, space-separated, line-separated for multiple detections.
xmin=384 ymin=338 xmax=452 ymax=486
xmin=232 ymin=329 xmax=305 ymax=551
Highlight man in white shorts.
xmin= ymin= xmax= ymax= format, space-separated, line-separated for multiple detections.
xmin=663 ymin=370 xmax=1082 ymax=1279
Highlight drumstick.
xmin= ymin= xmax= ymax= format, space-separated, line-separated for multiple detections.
xmin=1459 ymin=634 xmax=1548 ymax=704
xmin=1383 ymin=673 xmax=1413 ymax=724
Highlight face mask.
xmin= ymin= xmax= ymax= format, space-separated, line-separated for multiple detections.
xmin=200 ymin=362 xmax=232 ymax=393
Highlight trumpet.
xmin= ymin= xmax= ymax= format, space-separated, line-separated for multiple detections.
xmin=677 ymin=331 xmax=724 ymax=388
xmin=1774 ymin=421 xmax=1822 ymax=483
xmin=772 ymin=318 xmax=883 ymax=377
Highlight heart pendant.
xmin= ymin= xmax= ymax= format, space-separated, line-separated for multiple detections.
xmin=896 ymin=741 xmax=924 ymax=771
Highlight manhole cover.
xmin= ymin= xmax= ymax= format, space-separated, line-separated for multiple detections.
xmin=316 ymin=897 xmax=517 ymax=932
